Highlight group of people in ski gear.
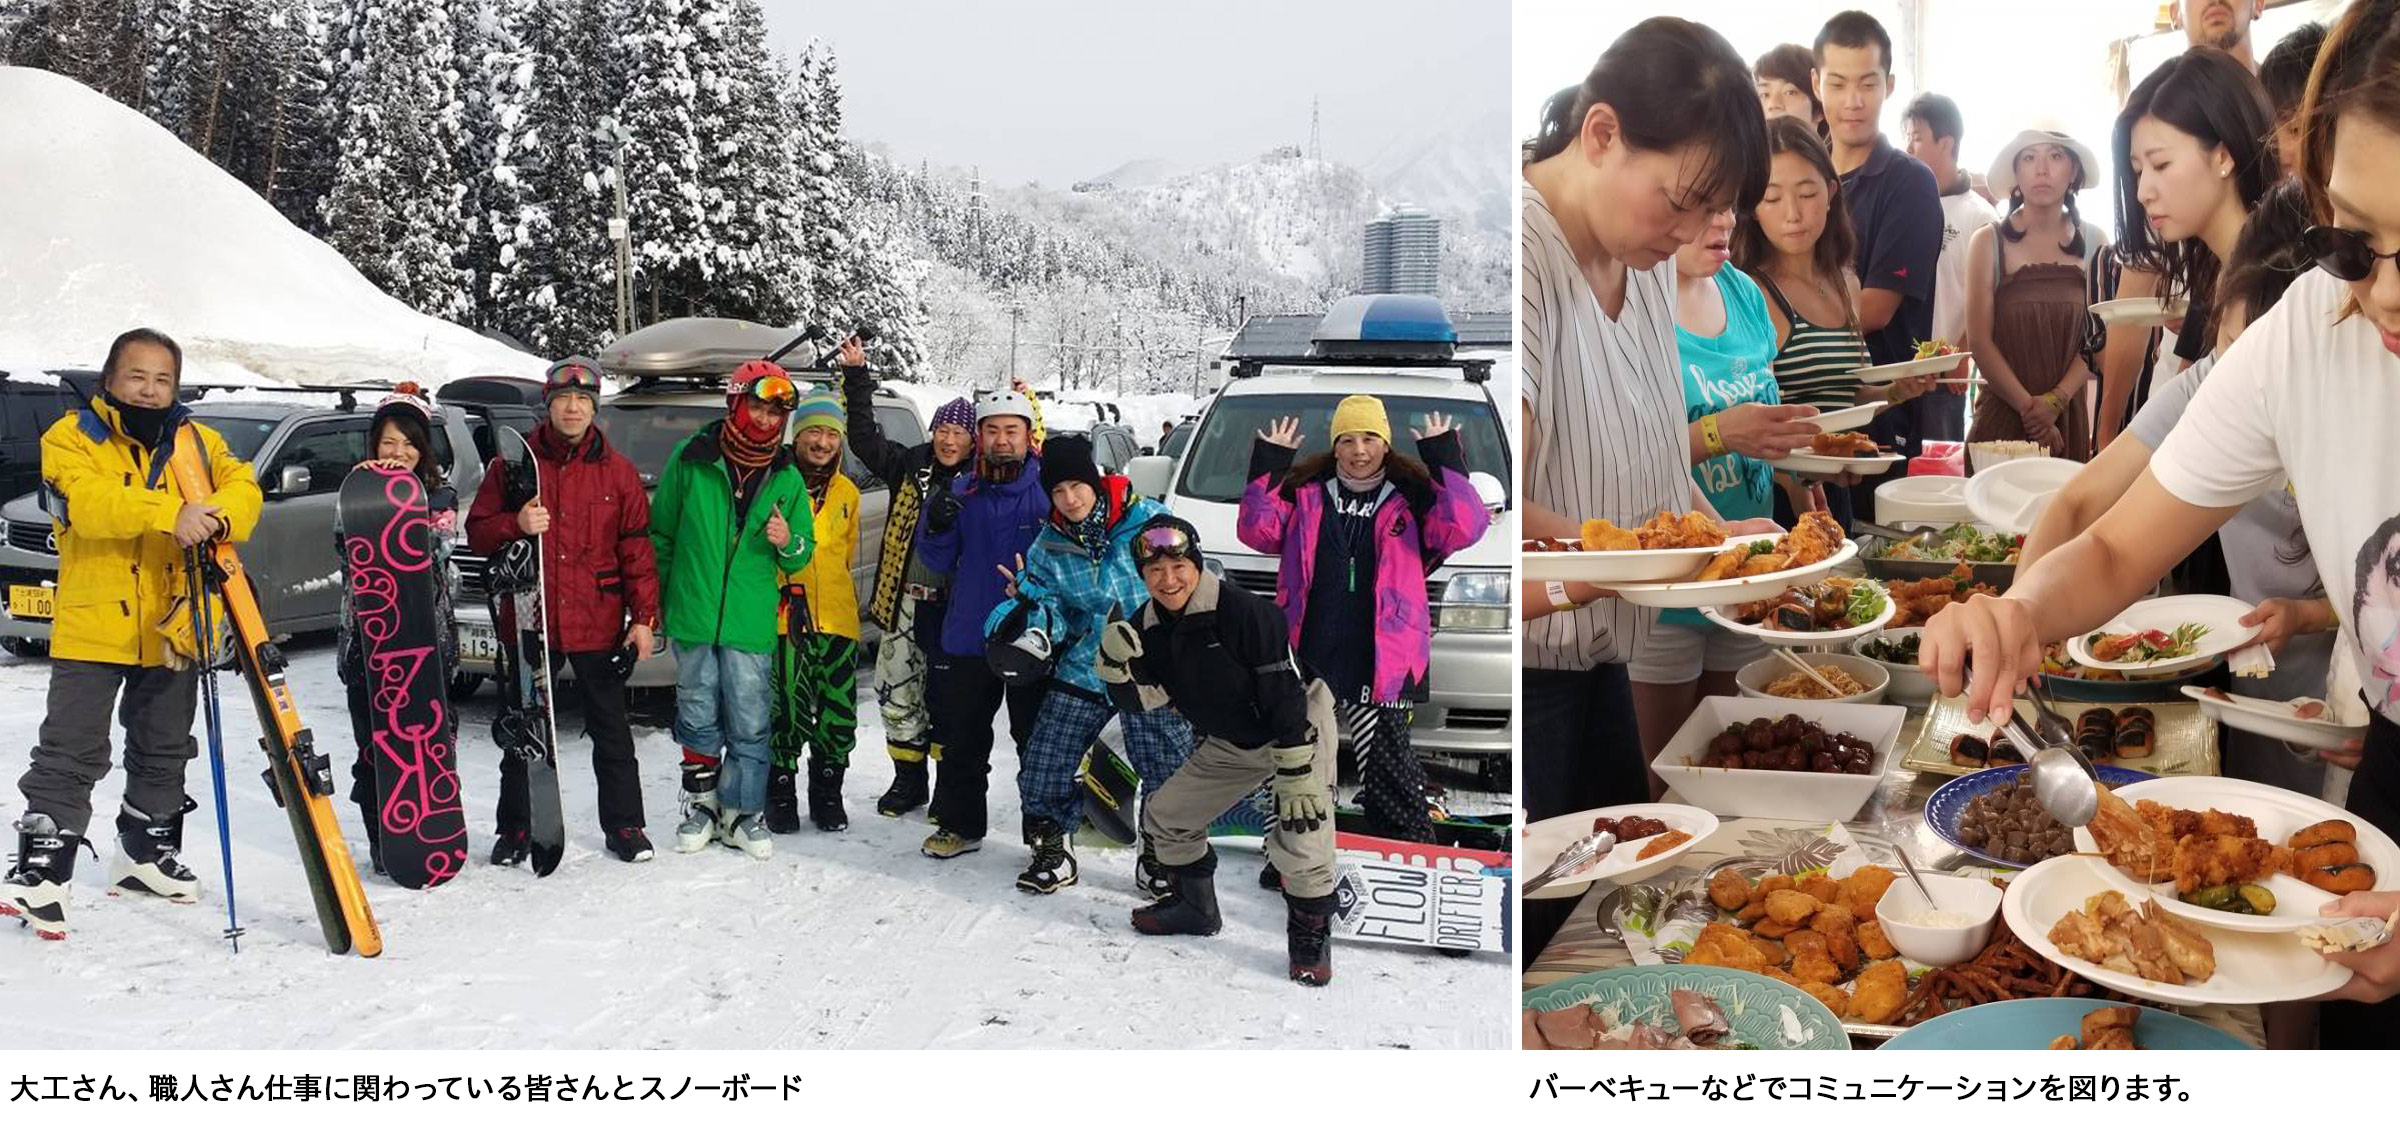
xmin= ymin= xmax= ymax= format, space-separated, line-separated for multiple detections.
xmin=3 ymin=327 xmax=1492 ymax=988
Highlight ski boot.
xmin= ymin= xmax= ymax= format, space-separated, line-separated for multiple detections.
xmin=489 ymin=828 xmax=532 ymax=867
xmin=605 ymin=827 xmax=655 ymax=863
xmin=1015 ymin=818 xmax=1078 ymax=894
xmin=1133 ymin=834 xmax=1172 ymax=900
xmin=1130 ymin=848 xmax=1221 ymax=936
xmin=808 ymin=759 xmax=850 ymax=832
xmin=765 ymin=766 xmax=803 ymax=834
xmin=921 ymin=829 xmax=981 ymax=859
xmin=675 ymin=752 xmax=723 ymax=854
xmin=720 ymin=811 xmax=774 ymax=861
xmin=1 ymin=814 xmax=84 ymax=940
xmin=1286 ymin=891 xmax=1337 ymax=986
xmin=108 ymin=798 xmax=200 ymax=903
xmin=876 ymin=746 xmax=930 ymax=817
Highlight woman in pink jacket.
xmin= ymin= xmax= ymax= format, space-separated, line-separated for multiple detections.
xmin=1237 ymin=394 xmax=1489 ymax=852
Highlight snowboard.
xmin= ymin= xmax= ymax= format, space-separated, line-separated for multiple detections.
xmin=339 ymin=465 xmax=468 ymax=889
xmin=1208 ymin=790 xmax=1512 ymax=954
xmin=168 ymin=424 xmax=381 ymax=956
xmin=485 ymin=427 xmax=565 ymax=876
xmin=1077 ymin=738 xmax=1139 ymax=845
xmin=1209 ymin=790 xmax=1515 ymax=854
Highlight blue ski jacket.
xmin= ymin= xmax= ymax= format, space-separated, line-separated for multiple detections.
xmin=918 ymin=454 xmax=1046 ymax=658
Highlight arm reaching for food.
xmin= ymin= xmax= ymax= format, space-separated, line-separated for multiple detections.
xmin=1919 ymin=470 xmax=2241 ymax=723
xmin=2018 ymin=433 xmax=2155 ymax=568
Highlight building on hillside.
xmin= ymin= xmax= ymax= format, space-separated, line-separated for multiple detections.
xmin=1363 ymin=207 xmax=1440 ymax=296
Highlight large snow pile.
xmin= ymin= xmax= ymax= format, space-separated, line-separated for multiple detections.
xmin=0 ymin=66 xmax=544 ymax=387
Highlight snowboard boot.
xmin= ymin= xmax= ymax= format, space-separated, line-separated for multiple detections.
xmin=489 ymin=828 xmax=531 ymax=867
xmin=1258 ymin=860 xmax=1283 ymax=890
xmin=921 ymin=829 xmax=981 ymax=859
xmin=108 ymin=798 xmax=201 ymax=903
xmin=1 ymin=814 xmax=83 ymax=940
xmin=606 ymin=827 xmax=655 ymax=863
xmin=675 ymin=754 xmax=723 ymax=854
xmin=721 ymin=811 xmax=774 ymax=861
xmin=1130 ymin=849 xmax=1221 ymax=936
xmin=808 ymin=760 xmax=850 ymax=832
xmin=876 ymin=749 xmax=930 ymax=817
xmin=1133 ymin=835 xmax=1173 ymax=900
xmin=1014 ymin=818 xmax=1078 ymax=894
xmin=765 ymin=767 xmax=803 ymax=834
xmin=1285 ymin=892 xmax=1337 ymax=987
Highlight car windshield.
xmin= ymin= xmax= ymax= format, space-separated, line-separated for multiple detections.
xmin=1174 ymin=391 xmax=1511 ymax=505
xmin=599 ymin=403 xmax=721 ymax=486
xmin=1161 ymin=423 xmax=1193 ymax=460
xmin=192 ymin=413 xmax=277 ymax=461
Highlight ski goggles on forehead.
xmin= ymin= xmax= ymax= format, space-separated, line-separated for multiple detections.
xmin=2302 ymin=225 xmax=2400 ymax=283
xmin=547 ymin=363 xmax=602 ymax=393
xmin=1132 ymin=526 xmax=1199 ymax=564
xmin=744 ymin=374 xmax=800 ymax=411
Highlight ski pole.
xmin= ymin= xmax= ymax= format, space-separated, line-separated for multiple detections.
xmin=189 ymin=547 xmax=243 ymax=952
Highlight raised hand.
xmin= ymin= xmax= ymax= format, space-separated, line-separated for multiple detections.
xmin=1258 ymin=416 xmax=1303 ymax=449
xmin=995 ymin=552 xmax=1026 ymax=598
xmin=840 ymin=336 xmax=867 ymax=368
xmin=1411 ymin=411 xmax=1455 ymax=441
xmin=765 ymin=503 xmax=791 ymax=550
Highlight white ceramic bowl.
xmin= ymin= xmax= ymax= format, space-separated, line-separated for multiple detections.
xmin=1734 ymin=651 xmax=1891 ymax=706
xmin=1851 ymin=628 xmax=1937 ymax=707
xmin=1653 ymin=697 xmax=1908 ymax=822
xmin=1876 ymin=874 xmax=2003 ymax=967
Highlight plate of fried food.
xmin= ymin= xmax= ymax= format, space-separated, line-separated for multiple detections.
xmin=1520 ymin=510 xmax=1740 ymax=584
xmin=1876 ymin=999 xmax=2246 ymax=1050
xmin=2065 ymin=594 xmax=2258 ymax=673
xmin=1687 ymin=864 xmax=1920 ymax=1029
xmin=1848 ymin=351 xmax=1968 ymax=386
xmin=1804 ymin=400 xmax=1889 ymax=434
xmin=1702 ymin=576 xmax=1895 ymax=645
xmin=2003 ymin=855 xmax=2352 ymax=1005
xmin=2182 ymin=686 xmax=2373 ymax=749
xmin=1610 ymin=512 xmax=1856 ymax=609
xmin=2067 ymin=777 xmax=2397 ymax=933
xmin=1769 ymin=432 xmax=1908 ymax=476
xmin=1519 ymin=803 xmax=1718 ymax=900
xmin=1879 ymin=564 xmax=2003 ymax=628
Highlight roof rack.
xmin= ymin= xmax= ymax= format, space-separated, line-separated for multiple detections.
xmin=1227 ymin=354 xmax=1493 ymax=384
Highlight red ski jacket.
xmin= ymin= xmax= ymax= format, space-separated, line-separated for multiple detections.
xmin=466 ymin=423 xmax=661 ymax=654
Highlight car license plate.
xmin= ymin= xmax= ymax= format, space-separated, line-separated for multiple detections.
xmin=459 ymin=624 xmax=498 ymax=662
xmin=7 ymin=585 xmax=54 ymax=620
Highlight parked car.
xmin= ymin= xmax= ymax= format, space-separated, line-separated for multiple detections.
xmin=0 ymin=368 xmax=101 ymax=509
xmin=1124 ymin=295 xmax=1515 ymax=784
xmin=1156 ymin=417 xmax=1196 ymax=462
xmin=0 ymin=390 xmax=488 ymax=671
xmin=449 ymin=318 xmax=926 ymax=689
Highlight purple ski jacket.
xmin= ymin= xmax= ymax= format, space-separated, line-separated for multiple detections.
xmin=1234 ymin=428 xmax=1488 ymax=704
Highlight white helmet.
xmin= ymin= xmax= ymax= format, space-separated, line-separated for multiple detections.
xmin=976 ymin=389 xmax=1034 ymax=425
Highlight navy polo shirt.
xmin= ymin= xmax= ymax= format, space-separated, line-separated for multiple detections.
xmin=1840 ymin=135 xmax=1943 ymax=368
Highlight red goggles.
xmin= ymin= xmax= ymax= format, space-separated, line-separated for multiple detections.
xmin=1132 ymin=526 xmax=1199 ymax=564
xmin=547 ymin=363 xmax=602 ymax=393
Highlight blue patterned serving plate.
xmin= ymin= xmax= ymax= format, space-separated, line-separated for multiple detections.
xmin=1925 ymin=764 xmax=2155 ymax=869
xmin=1523 ymin=965 xmax=1849 ymax=1050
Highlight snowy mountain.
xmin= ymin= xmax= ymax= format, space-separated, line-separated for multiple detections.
xmin=1362 ymin=102 xmax=1513 ymax=235
xmin=1056 ymin=153 xmax=1381 ymax=294
xmin=0 ymin=65 xmax=543 ymax=385
xmin=1078 ymin=157 xmax=1189 ymax=190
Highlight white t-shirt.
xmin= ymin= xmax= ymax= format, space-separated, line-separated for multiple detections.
xmin=1931 ymin=187 xmax=1999 ymax=347
xmin=1519 ymin=181 xmax=1688 ymax=670
xmin=2150 ymin=267 xmax=2400 ymax=724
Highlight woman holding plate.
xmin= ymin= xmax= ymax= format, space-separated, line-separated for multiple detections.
xmin=1918 ymin=0 xmax=2400 ymax=1045
xmin=1961 ymin=128 xmax=2111 ymax=460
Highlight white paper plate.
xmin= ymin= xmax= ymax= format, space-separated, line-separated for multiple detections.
xmin=2066 ymin=594 xmax=2260 ymax=672
xmin=1610 ymin=541 xmax=1860 ymax=610
xmin=2181 ymin=686 xmax=2372 ymax=750
xmin=2090 ymin=297 xmax=2190 ymax=326
xmin=1700 ymin=578 xmax=1897 ymax=645
xmin=1519 ymin=804 xmax=1719 ymax=901
xmin=1519 ymin=539 xmax=1731 ymax=584
xmin=1806 ymin=401 xmax=1887 ymax=433
xmin=2067 ymin=775 xmax=2398 ymax=933
xmin=2002 ymin=855 xmax=2351 ymax=1005
xmin=1848 ymin=354 xmax=1966 ymax=385
xmin=1770 ymin=450 xmax=1907 ymax=477
xmin=1965 ymin=455 xmax=2081 ymax=534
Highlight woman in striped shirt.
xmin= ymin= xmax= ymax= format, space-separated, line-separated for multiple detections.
xmin=1733 ymin=115 xmax=1932 ymax=529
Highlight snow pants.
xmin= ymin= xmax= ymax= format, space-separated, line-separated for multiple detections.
xmin=1014 ymin=684 xmax=1191 ymax=833
xmin=17 ymin=659 xmax=196 ymax=838
xmin=873 ymin=591 xmax=933 ymax=761
xmin=1143 ymin=680 xmax=1339 ymax=899
xmin=774 ymin=631 xmax=859 ymax=772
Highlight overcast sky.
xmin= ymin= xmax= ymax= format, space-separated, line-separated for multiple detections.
xmin=760 ymin=0 xmax=1510 ymax=187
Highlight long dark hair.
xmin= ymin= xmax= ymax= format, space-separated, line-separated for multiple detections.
xmin=2259 ymin=21 xmax=2329 ymax=123
xmin=2298 ymin=0 xmax=2400 ymax=231
xmin=1523 ymin=17 xmax=1768 ymax=214
xmin=1279 ymin=448 xmax=1438 ymax=518
xmin=371 ymin=412 xmax=446 ymax=491
xmin=1998 ymin=141 xmax=2091 ymax=257
xmin=1755 ymin=44 xmax=1826 ymax=133
xmin=2112 ymin=48 xmax=2276 ymax=328
xmin=1732 ymin=115 xmax=1860 ymax=329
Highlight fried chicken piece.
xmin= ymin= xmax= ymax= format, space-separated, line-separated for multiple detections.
xmin=1780 ymin=511 xmax=1846 ymax=567
xmin=1855 ymin=919 xmax=1896 ymax=961
xmin=1734 ymin=898 xmax=1771 ymax=925
xmin=1736 ymin=552 xmax=1793 ymax=577
xmin=1578 ymin=518 xmax=1642 ymax=552
xmin=1809 ymin=432 xmax=1884 ymax=457
xmin=1798 ymin=873 xmax=1841 ymax=905
xmin=1839 ymin=866 xmax=1897 ymax=919
xmin=1790 ymin=949 xmax=1843 ymax=986
xmin=2081 ymin=1006 xmax=2141 ymax=1051
xmin=1849 ymin=961 xmax=1909 ymax=1024
xmin=1687 ymin=923 xmax=1770 ymax=975
xmin=1751 ymin=937 xmax=1788 ymax=967
xmin=1696 ymin=545 xmax=1754 ymax=582
xmin=1757 ymin=874 xmax=1797 ymax=898
xmin=1799 ymin=981 xmax=1851 ymax=1018
xmin=2048 ymin=1035 xmax=2081 ymax=1050
xmin=1811 ymin=905 xmax=1859 ymax=973
xmin=1752 ymin=916 xmax=1801 ymax=939
xmin=1635 ymin=511 xmax=1690 ymax=550
xmin=2171 ymin=834 xmax=2288 ymax=893
xmin=1708 ymin=868 xmax=1756 ymax=912
xmin=1678 ymin=510 xmax=1728 ymax=548
xmin=2142 ymin=900 xmax=2217 ymax=981
xmin=1765 ymin=889 xmax=1823 ymax=926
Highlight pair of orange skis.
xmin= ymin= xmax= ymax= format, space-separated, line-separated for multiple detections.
xmin=169 ymin=426 xmax=381 ymax=957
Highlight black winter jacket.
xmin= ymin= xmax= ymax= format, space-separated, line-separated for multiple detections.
xmin=1125 ymin=570 xmax=1313 ymax=750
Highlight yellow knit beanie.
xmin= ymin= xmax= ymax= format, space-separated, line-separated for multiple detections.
xmin=1328 ymin=394 xmax=1390 ymax=444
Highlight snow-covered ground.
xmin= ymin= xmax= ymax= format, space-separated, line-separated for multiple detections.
xmin=0 ymin=636 xmax=1507 ymax=1049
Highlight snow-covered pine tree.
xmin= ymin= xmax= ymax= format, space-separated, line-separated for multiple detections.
xmin=8 ymin=0 xmax=149 ymax=107
xmin=704 ymin=0 xmax=803 ymax=327
xmin=322 ymin=0 xmax=473 ymax=320
xmin=266 ymin=0 xmax=339 ymax=235
xmin=614 ymin=0 xmax=708 ymax=322
xmin=799 ymin=47 xmax=923 ymax=375
xmin=485 ymin=0 xmax=619 ymax=356
xmin=452 ymin=0 xmax=511 ymax=331
xmin=142 ymin=0 xmax=196 ymax=143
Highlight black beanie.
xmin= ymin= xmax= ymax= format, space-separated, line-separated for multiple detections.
xmin=1136 ymin=513 xmax=1201 ymax=556
xmin=1038 ymin=435 xmax=1104 ymax=495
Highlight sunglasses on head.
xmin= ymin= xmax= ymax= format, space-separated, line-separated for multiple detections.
xmin=2302 ymin=225 xmax=2400 ymax=283
xmin=1132 ymin=526 xmax=1199 ymax=564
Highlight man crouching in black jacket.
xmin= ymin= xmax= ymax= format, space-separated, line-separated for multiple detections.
xmin=1095 ymin=514 xmax=1340 ymax=986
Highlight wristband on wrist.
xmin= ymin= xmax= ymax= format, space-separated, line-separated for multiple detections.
xmin=1545 ymin=581 xmax=1579 ymax=612
xmin=1699 ymin=414 xmax=1729 ymax=458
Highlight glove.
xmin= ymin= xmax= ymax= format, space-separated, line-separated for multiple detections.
xmin=1096 ymin=605 xmax=1141 ymax=684
xmin=926 ymin=488 xmax=964 ymax=534
xmin=1270 ymin=738 xmax=1329 ymax=835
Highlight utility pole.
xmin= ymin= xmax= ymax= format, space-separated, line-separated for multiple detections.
xmin=1007 ymin=297 xmax=1023 ymax=382
xmin=595 ymin=115 xmax=635 ymax=337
